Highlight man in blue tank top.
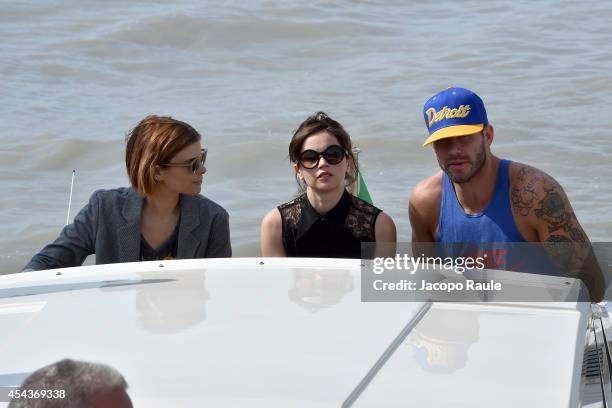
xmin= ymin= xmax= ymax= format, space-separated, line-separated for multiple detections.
xmin=408 ymin=87 xmax=603 ymax=301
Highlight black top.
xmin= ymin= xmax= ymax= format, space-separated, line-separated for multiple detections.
xmin=140 ymin=218 xmax=180 ymax=261
xmin=278 ymin=190 xmax=382 ymax=259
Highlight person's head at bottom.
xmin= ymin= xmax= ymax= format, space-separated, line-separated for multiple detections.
xmin=8 ymin=359 xmax=132 ymax=408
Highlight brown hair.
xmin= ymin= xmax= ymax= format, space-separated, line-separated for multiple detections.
xmin=125 ymin=115 xmax=201 ymax=196
xmin=289 ymin=111 xmax=359 ymax=191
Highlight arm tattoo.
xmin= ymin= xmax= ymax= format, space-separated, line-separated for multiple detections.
xmin=511 ymin=185 xmax=538 ymax=216
xmin=512 ymin=167 xmax=542 ymax=216
xmin=516 ymin=167 xmax=532 ymax=182
xmin=544 ymin=235 xmax=579 ymax=273
xmin=535 ymin=187 xmax=586 ymax=242
xmin=533 ymin=176 xmax=603 ymax=300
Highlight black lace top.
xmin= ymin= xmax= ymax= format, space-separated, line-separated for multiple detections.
xmin=278 ymin=190 xmax=382 ymax=258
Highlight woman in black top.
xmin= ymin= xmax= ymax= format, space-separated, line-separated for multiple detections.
xmin=260 ymin=112 xmax=396 ymax=258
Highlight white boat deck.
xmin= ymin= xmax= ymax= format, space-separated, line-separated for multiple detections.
xmin=0 ymin=258 xmax=592 ymax=407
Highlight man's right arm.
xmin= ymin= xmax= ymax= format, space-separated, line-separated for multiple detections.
xmin=409 ymin=174 xmax=442 ymax=261
xmin=409 ymin=174 xmax=441 ymax=242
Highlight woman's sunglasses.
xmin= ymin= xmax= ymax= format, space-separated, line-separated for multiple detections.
xmin=160 ymin=148 xmax=207 ymax=174
xmin=296 ymin=145 xmax=347 ymax=169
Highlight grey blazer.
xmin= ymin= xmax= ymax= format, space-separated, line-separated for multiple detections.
xmin=24 ymin=187 xmax=231 ymax=271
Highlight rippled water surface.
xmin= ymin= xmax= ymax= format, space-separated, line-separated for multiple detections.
xmin=1 ymin=1 xmax=611 ymax=273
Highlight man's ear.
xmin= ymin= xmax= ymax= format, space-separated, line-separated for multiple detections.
xmin=484 ymin=124 xmax=494 ymax=146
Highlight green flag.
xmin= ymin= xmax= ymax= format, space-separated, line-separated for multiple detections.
xmin=357 ymin=172 xmax=373 ymax=205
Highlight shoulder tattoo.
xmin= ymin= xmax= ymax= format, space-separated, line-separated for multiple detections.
xmin=511 ymin=167 xmax=542 ymax=216
xmin=512 ymin=167 xmax=586 ymax=243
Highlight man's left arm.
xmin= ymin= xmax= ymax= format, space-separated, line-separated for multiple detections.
xmin=512 ymin=165 xmax=605 ymax=301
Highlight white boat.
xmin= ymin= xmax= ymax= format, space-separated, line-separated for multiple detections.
xmin=0 ymin=258 xmax=608 ymax=407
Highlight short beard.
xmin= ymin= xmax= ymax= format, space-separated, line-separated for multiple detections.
xmin=442 ymin=136 xmax=487 ymax=184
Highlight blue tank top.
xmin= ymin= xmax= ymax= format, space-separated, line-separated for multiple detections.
xmin=436 ymin=160 xmax=563 ymax=275
xmin=438 ymin=159 xmax=526 ymax=243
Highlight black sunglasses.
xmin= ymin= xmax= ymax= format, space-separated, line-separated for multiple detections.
xmin=160 ymin=148 xmax=207 ymax=174
xmin=297 ymin=145 xmax=347 ymax=169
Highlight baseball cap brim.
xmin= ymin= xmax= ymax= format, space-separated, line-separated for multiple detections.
xmin=422 ymin=124 xmax=484 ymax=146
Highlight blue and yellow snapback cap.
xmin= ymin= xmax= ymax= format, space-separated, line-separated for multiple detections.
xmin=422 ymin=87 xmax=488 ymax=146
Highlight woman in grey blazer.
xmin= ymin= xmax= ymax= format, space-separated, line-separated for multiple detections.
xmin=24 ymin=115 xmax=231 ymax=271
